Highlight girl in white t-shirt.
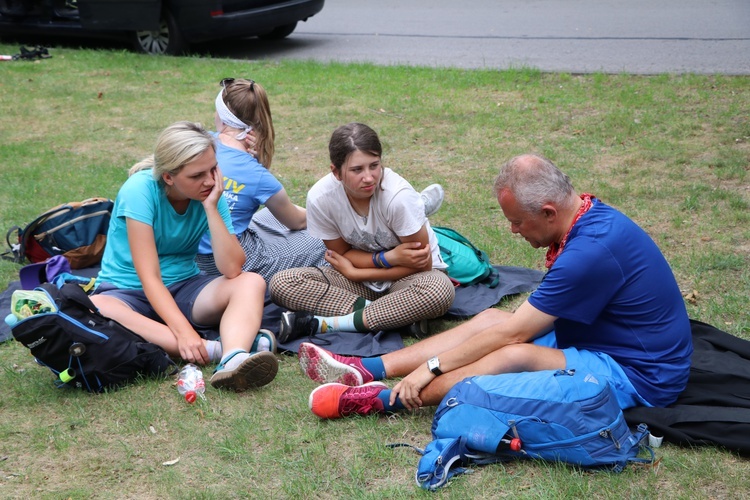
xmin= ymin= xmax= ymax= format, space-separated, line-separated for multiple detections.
xmin=269 ymin=123 xmax=455 ymax=343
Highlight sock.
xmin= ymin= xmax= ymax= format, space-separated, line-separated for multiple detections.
xmin=205 ymin=340 xmax=222 ymax=363
xmin=255 ymin=336 xmax=271 ymax=352
xmin=352 ymin=297 xmax=372 ymax=310
xmin=377 ymin=389 xmax=405 ymax=412
xmin=219 ymin=349 xmax=248 ymax=370
xmin=361 ymin=357 xmax=386 ymax=380
xmin=316 ymin=311 xmax=368 ymax=333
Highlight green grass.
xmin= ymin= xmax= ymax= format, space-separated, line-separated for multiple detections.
xmin=1 ymin=44 xmax=749 ymax=498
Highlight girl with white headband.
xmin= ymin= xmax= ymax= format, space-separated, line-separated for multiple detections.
xmin=196 ymin=78 xmax=327 ymax=287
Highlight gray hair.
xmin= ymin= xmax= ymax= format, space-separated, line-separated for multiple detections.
xmin=128 ymin=121 xmax=215 ymax=181
xmin=493 ymin=154 xmax=576 ymax=213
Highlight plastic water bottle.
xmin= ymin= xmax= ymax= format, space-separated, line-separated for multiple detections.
xmin=177 ymin=364 xmax=205 ymax=403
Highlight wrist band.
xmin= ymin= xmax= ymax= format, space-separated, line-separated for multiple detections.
xmin=379 ymin=250 xmax=392 ymax=269
xmin=372 ymin=252 xmax=381 ymax=268
xmin=373 ymin=252 xmax=385 ymax=269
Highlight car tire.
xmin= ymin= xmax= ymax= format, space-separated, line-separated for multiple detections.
xmin=130 ymin=11 xmax=187 ymax=55
xmin=258 ymin=22 xmax=297 ymax=40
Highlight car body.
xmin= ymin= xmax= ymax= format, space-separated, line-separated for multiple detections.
xmin=0 ymin=0 xmax=325 ymax=55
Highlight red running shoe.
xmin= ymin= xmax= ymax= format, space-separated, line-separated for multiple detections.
xmin=309 ymin=382 xmax=388 ymax=419
xmin=298 ymin=342 xmax=374 ymax=386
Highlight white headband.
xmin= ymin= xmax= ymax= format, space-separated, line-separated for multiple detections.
xmin=215 ymin=89 xmax=252 ymax=140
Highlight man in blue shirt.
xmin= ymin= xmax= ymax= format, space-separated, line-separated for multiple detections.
xmin=301 ymin=154 xmax=693 ymax=418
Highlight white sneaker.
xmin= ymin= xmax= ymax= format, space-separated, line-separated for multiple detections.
xmin=421 ymin=184 xmax=444 ymax=217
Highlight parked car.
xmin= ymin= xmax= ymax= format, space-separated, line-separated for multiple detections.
xmin=0 ymin=0 xmax=325 ymax=55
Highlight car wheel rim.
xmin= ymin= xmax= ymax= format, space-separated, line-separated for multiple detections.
xmin=135 ymin=23 xmax=169 ymax=54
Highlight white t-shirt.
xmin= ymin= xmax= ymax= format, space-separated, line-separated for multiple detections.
xmin=307 ymin=168 xmax=446 ymax=292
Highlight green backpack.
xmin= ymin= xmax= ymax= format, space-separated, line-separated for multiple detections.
xmin=432 ymin=226 xmax=499 ymax=288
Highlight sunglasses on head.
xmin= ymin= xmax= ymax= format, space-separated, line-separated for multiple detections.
xmin=220 ymin=78 xmax=255 ymax=91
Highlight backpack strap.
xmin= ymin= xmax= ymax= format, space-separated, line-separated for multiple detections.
xmin=3 ymin=225 xmax=23 ymax=263
xmin=414 ymin=437 xmax=498 ymax=491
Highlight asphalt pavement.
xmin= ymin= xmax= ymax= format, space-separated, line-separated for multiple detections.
xmin=218 ymin=0 xmax=750 ymax=75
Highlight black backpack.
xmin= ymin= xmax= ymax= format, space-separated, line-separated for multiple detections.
xmin=9 ymin=282 xmax=176 ymax=392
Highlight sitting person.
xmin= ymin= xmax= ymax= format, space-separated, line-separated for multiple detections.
xmin=196 ymin=78 xmax=445 ymax=284
xmin=195 ymin=77 xmax=327 ymax=283
xmin=268 ymin=122 xmax=456 ymax=343
xmin=299 ymin=153 xmax=693 ymax=418
xmin=90 ymin=121 xmax=277 ymax=391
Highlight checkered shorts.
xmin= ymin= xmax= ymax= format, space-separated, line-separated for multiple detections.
xmin=269 ymin=266 xmax=455 ymax=332
xmin=196 ymin=208 xmax=327 ymax=284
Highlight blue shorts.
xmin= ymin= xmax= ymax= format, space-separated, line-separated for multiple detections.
xmin=94 ymin=273 xmax=217 ymax=331
xmin=531 ymin=331 xmax=651 ymax=409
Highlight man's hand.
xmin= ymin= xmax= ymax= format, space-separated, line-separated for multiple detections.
xmin=390 ymin=363 xmax=435 ymax=409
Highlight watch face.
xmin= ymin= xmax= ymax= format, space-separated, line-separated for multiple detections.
xmin=428 ymin=357 xmax=440 ymax=372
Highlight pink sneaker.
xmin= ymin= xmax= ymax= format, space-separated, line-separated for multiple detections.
xmin=309 ymin=382 xmax=388 ymax=419
xmin=298 ymin=342 xmax=374 ymax=386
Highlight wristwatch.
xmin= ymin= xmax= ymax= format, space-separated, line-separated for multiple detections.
xmin=427 ymin=356 xmax=443 ymax=376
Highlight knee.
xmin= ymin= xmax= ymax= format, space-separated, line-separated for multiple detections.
xmin=416 ymin=272 xmax=456 ymax=314
xmin=235 ymin=271 xmax=266 ymax=294
xmin=269 ymin=267 xmax=315 ymax=298
xmin=494 ymin=343 xmax=543 ymax=372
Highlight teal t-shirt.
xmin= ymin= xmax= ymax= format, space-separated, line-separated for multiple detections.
xmin=98 ymin=169 xmax=234 ymax=289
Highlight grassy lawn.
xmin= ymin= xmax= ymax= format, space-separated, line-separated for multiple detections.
xmin=0 ymin=44 xmax=748 ymax=499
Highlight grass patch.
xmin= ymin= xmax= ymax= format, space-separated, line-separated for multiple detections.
xmin=0 ymin=44 xmax=749 ymax=498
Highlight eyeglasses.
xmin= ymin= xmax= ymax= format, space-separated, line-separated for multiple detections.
xmin=220 ymin=78 xmax=255 ymax=91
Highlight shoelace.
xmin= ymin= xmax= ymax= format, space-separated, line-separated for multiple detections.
xmin=301 ymin=316 xmax=332 ymax=347
xmin=340 ymin=386 xmax=382 ymax=416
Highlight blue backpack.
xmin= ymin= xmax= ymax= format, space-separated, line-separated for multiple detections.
xmin=5 ymin=197 xmax=113 ymax=269
xmin=415 ymin=369 xmax=653 ymax=490
xmin=432 ymin=226 xmax=499 ymax=288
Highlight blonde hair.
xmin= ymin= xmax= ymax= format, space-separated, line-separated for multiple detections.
xmin=221 ymin=78 xmax=275 ymax=168
xmin=128 ymin=121 xmax=215 ymax=181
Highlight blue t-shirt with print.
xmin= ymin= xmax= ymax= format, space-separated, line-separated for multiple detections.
xmin=197 ymin=137 xmax=282 ymax=254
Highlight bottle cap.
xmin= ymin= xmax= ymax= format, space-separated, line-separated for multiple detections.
xmin=4 ymin=313 xmax=18 ymax=326
xmin=185 ymin=391 xmax=197 ymax=404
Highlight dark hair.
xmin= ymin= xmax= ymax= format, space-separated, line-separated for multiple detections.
xmin=221 ymin=78 xmax=275 ymax=168
xmin=328 ymin=123 xmax=383 ymax=171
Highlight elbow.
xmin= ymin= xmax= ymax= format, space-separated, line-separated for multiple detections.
xmin=224 ymin=268 xmax=242 ymax=279
xmin=292 ymin=212 xmax=307 ymax=230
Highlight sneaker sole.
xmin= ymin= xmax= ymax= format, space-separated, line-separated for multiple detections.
xmin=210 ymin=351 xmax=279 ymax=392
xmin=298 ymin=342 xmax=363 ymax=386
xmin=308 ymin=381 xmax=388 ymax=417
